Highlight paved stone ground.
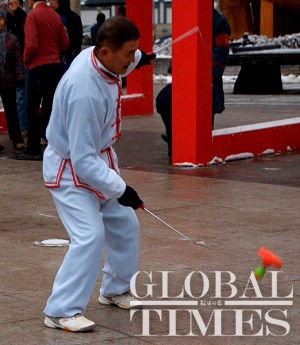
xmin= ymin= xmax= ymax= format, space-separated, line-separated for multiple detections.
xmin=0 ymin=81 xmax=299 ymax=344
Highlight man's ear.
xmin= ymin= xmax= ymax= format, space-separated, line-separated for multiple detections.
xmin=97 ymin=47 xmax=109 ymax=59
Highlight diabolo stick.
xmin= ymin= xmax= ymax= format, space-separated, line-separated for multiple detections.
xmin=140 ymin=205 xmax=207 ymax=247
xmin=153 ymin=26 xmax=200 ymax=54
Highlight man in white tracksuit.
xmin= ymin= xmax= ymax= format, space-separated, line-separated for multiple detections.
xmin=42 ymin=16 xmax=155 ymax=332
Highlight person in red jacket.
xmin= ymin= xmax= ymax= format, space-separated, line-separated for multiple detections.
xmin=21 ymin=0 xmax=69 ymax=160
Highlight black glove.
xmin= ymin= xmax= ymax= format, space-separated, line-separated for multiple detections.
xmin=118 ymin=185 xmax=143 ymax=210
xmin=135 ymin=50 xmax=156 ymax=69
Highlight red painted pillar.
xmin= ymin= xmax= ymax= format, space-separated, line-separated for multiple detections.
xmin=172 ymin=0 xmax=212 ymax=164
xmin=123 ymin=0 xmax=153 ymax=116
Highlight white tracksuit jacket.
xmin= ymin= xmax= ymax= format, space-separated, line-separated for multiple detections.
xmin=43 ymin=46 xmax=142 ymax=198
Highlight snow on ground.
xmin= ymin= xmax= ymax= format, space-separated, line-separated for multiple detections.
xmin=281 ymin=74 xmax=300 ymax=83
xmin=222 ymin=74 xmax=300 ymax=84
xmin=153 ymin=74 xmax=300 ymax=84
xmin=153 ymin=75 xmax=172 ymax=83
xmin=153 ymin=33 xmax=300 ymax=85
xmin=232 ymin=33 xmax=300 ymax=49
xmin=154 ymin=33 xmax=300 ymax=57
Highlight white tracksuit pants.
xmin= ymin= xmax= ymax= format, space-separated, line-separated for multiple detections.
xmin=43 ymin=163 xmax=140 ymax=317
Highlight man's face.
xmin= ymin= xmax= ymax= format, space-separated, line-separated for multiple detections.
xmin=8 ymin=0 xmax=18 ymax=12
xmin=49 ymin=0 xmax=59 ymax=10
xmin=100 ymin=39 xmax=140 ymax=75
xmin=0 ymin=17 xmax=5 ymax=31
xmin=28 ymin=0 xmax=34 ymax=8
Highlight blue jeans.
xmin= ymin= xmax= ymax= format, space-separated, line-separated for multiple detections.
xmin=16 ymin=67 xmax=29 ymax=131
xmin=16 ymin=87 xmax=27 ymax=131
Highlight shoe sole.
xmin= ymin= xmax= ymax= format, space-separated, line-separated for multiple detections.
xmin=98 ymin=295 xmax=143 ymax=310
xmin=99 ymin=295 xmax=130 ymax=309
xmin=44 ymin=317 xmax=95 ymax=332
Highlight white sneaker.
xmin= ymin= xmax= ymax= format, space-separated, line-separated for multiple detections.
xmin=44 ymin=314 xmax=95 ymax=332
xmin=98 ymin=291 xmax=143 ymax=310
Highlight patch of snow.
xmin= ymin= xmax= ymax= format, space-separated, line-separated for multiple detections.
xmin=223 ymin=75 xmax=237 ymax=83
xmin=208 ymin=156 xmax=223 ymax=165
xmin=281 ymin=74 xmax=300 ymax=83
xmin=154 ymin=33 xmax=300 ymax=58
xmin=156 ymin=53 xmax=172 ymax=59
xmin=232 ymin=33 xmax=300 ymax=49
xmin=174 ymin=162 xmax=197 ymax=167
xmin=153 ymin=74 xmax=300 ymax=85
xmin=154 ymin=37 xmax=172 ymax=57
xmin=39 ymin=213 xmax=56 ymax=218
xmin=153 ymin=75 xmax=172 ymax=83
xmin=121 ymin=93 xmax=144 ymax=99
xmin=261 ymin=149 xmax=275 ymax=155
xmin=34 ymin=239 xmax=70 ymax=247
xmin=225 ymin=153 xmax=254 ymax=161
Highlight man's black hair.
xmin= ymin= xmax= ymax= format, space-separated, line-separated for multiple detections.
xmin=96 ymin=16 xmax=140 ymax=52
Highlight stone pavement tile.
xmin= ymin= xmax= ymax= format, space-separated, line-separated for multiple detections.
xmin=0 ymin=291 xmax=48 ymax=324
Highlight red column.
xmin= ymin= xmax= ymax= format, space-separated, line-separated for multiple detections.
xmin=122 ymin=0 xmax=153 ymax=116
xmin=172 ymin=0 xmax=212 ymax=164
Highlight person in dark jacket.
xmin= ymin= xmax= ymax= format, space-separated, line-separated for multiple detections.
xmin=212 ymin=8 xmax=231 ymax=127
xmin=0 ymin=9 xmax=25 ymax=157
xmin=7 ymin=0 xmax=28 ymax=135
xmin=50 ymin=0 xmax=83 ymax=71
xmin=156 ymin=80 xmax=172 ymax=157
xmin=7 ymin=0 xmax=26 ymax=52
xmin=90 ymin=12 xmax=105 ymax=46
xmin=156 ymin=8 xmax=231 ymax=157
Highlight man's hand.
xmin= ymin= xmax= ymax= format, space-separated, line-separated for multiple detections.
xmin=135 ymin=50 xmax=156 ymax=69
xmin=118 ymin=185 xmax=143 ymax=210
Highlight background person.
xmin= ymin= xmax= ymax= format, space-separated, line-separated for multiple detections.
xmin=212 ymin=7 xmax=231 ymax=127
xmin=117 ymin=5 xmax=126 ymax=17
xmin=0 ymin=9 xmax=25 ymax=157
xmin=7 ymin=0 xmax=28 ymax=137
xmin=50 ymin=0 xmax=83 ymax=72
xmin=22 ymin=0 xmax=69 ymax=160
xmin=90 ymin=12 xmax=105 ymax=46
